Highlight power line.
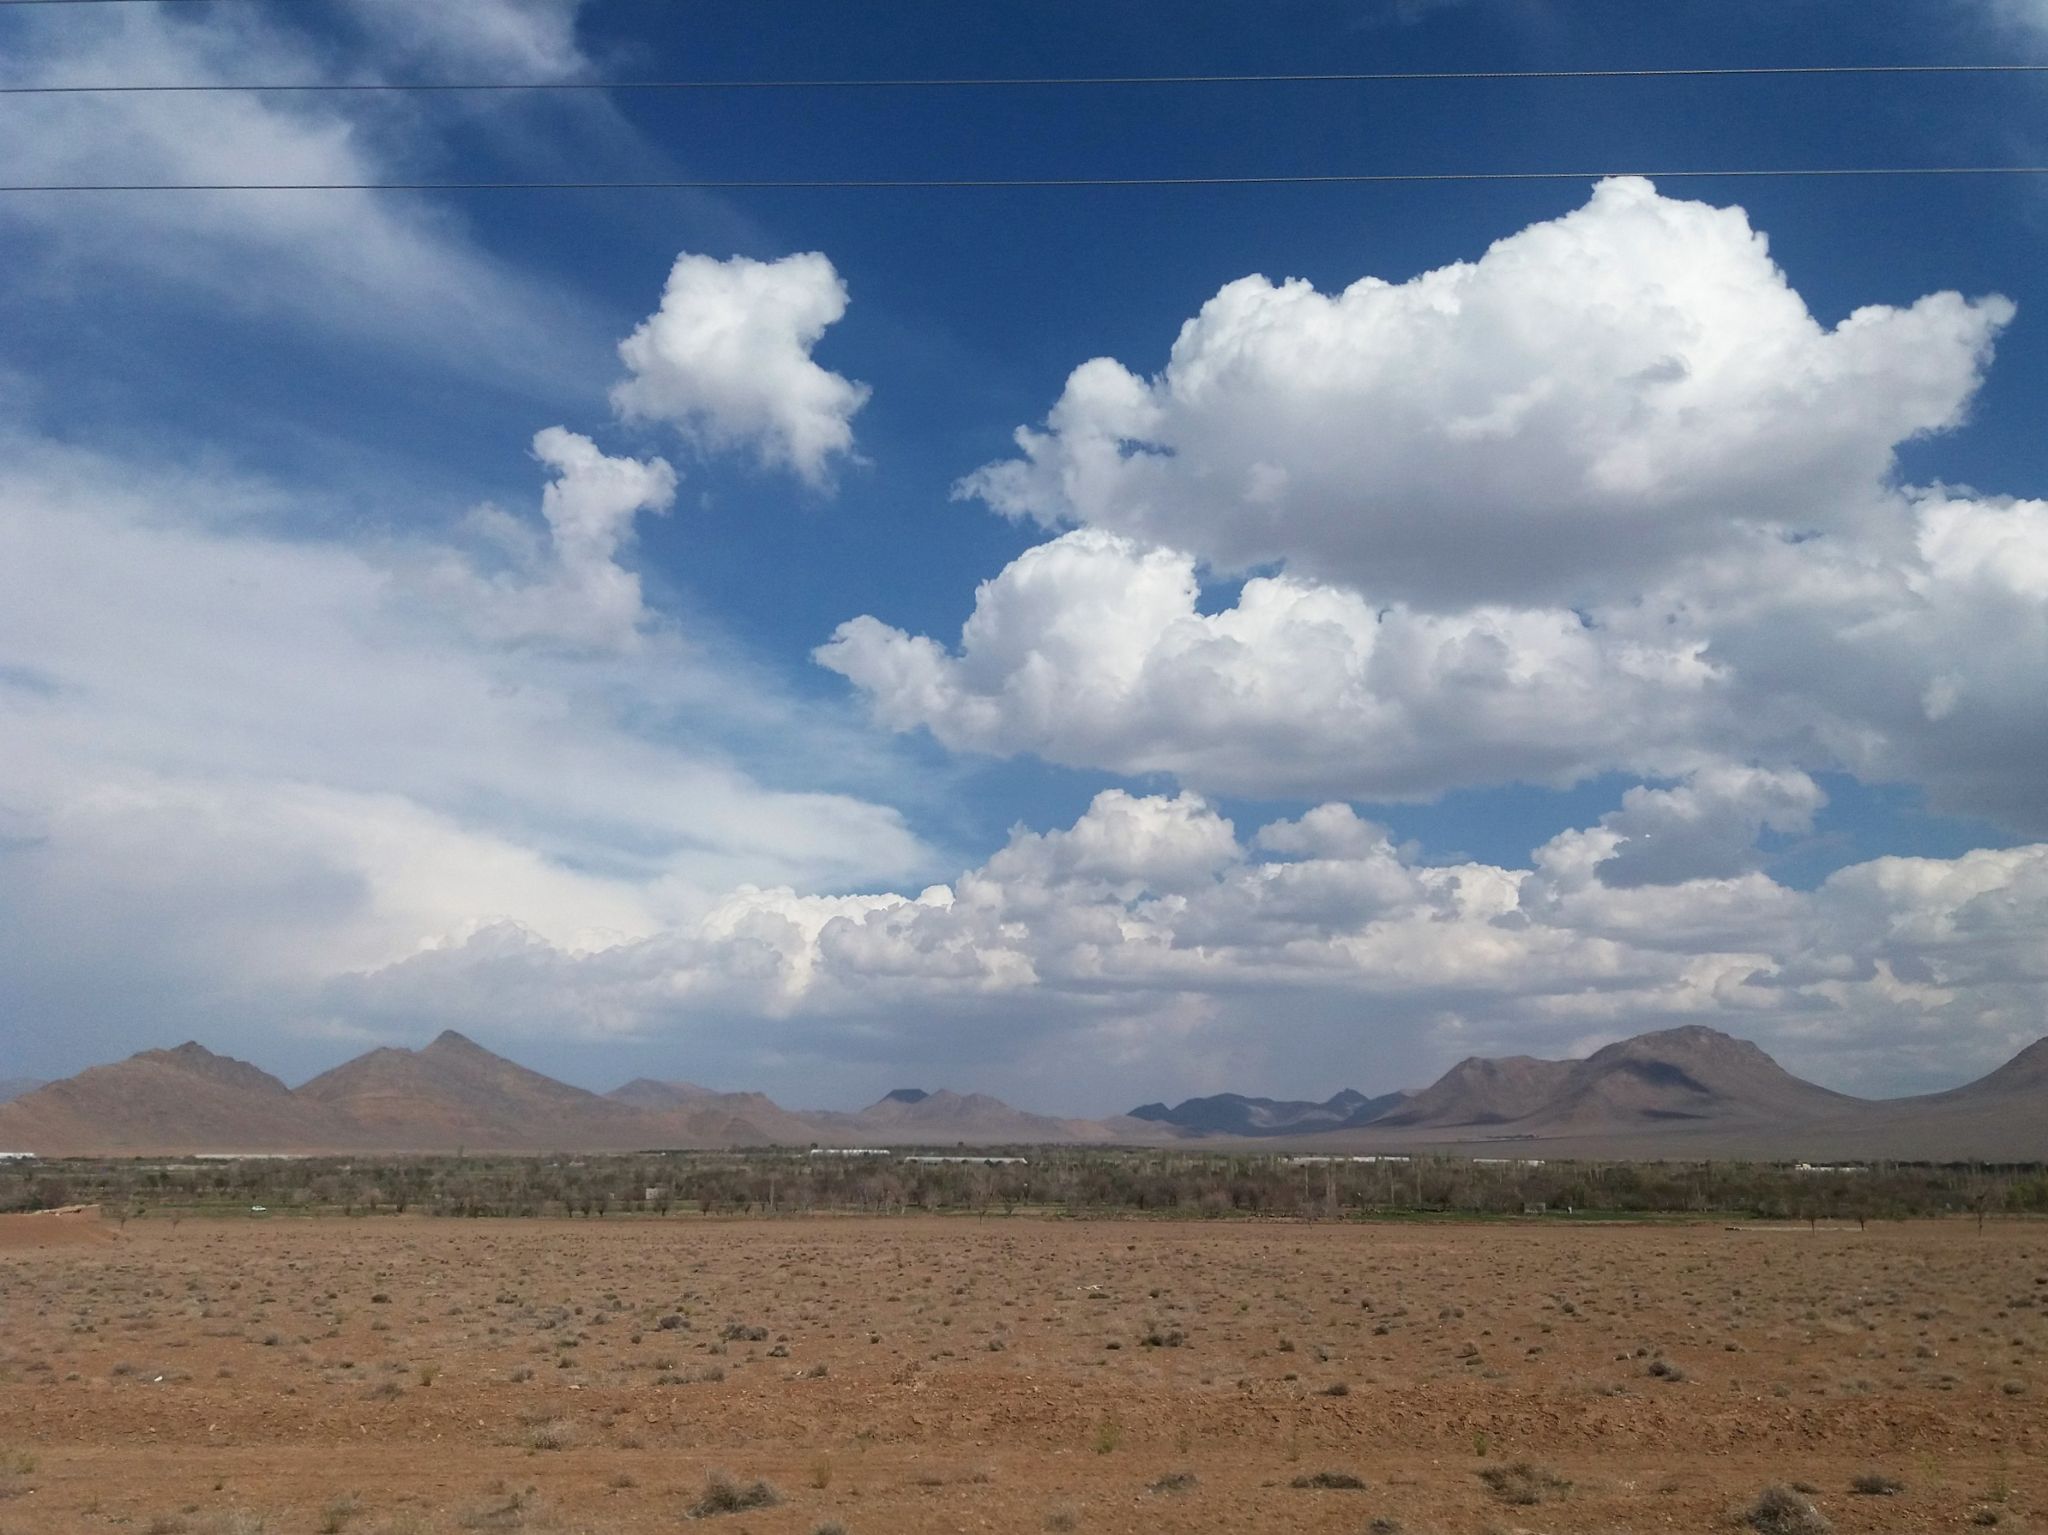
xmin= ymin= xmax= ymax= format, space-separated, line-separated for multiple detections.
xmin=7 ymin=63 xmax=2048 ymax=95
xmin=3 ymin=166 xmax=2046 ymax=192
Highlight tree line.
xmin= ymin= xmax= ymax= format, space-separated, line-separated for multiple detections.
xmin=5 ymin=1149 xmax=2047 ymax=1224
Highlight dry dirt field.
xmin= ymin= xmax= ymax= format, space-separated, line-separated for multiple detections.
xmin=2 ymin=1213 xmax=2044 ymax=1534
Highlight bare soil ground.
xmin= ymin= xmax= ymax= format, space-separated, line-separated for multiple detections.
xmin=1 ymin=1215 xmax=2043 ymax=1534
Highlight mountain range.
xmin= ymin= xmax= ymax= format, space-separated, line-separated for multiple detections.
xmin=1 ymin=1024 xmax=2044 ymax=1160
xmin=1130 ymin=1087 xmax=1411 ymax=1137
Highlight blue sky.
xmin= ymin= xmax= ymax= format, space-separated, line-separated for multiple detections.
xmin=2 ymin=0 xmax=2047 ymax=1112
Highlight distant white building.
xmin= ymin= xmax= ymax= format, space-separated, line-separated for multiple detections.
xmin=808 ymin=1147 xmax=892 ymax=1157
xmin=0 ymin=1152 xmax=36 ymax=1162
xmin=902 ymin=1155 xmax=1029 ymax=1165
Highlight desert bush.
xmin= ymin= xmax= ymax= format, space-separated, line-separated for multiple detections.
xmin=1849 ymin=1472 xmax=1903 ymax=1496
xmin=523 ymin=1418 xmax=572 ymax=1451
xmin=1746 ymin=1485 xmax=1833 ymax=1535
xmin=1290 ymin=1471 xmax=1367 ymax=1490
xmin=687 ymin=1472 xmax=779 ymax=1519
xmin=1477 ymin=1460 xmax=1570 ymax=1505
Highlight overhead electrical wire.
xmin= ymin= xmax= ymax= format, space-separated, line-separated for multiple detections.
xmin=4 ymin=167 xmax=2047 ymax=193
xmin=5 ymin=63 xmax=2048 ymax=95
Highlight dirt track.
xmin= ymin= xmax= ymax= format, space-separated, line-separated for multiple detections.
xmin=1 ymin=1216 xmax=2043 ymax=1532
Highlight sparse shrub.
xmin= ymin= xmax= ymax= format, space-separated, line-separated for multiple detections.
xmin=1290 ymin=1471 xmax=1367 ymax=1490
xmin=1148 ymin=1471 xmax=1197 ymax=1494
xmin=1746 ymin=1485 xmax=1833 ymax=1535
xmin=1091 ymin=1414 xmax=1122 ymax=1454
xmin=1647 ymin=1357 xmax=1687 ymax=1381
xmin=459 ymin=1484 xmax=533 ymax=1530
xmin=523 ymin=1418 xmax=572 ymax=1451
xmin=1850 ymin=1472 xmax=1903 ymax=1496
xmin=719 ymin=1323 xmax=768 ymax=1342
xmin=687 ymin=1471 xmax=779 ymax=1518
xmin=1477 ymin=1460 xmax=1571 ymax=1505
xmin=1043 ymin=1505 xmax=1078 ymax=1532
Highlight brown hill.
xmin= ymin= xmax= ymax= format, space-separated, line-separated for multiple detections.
xmin=0 ymin=1043 xmax=358 ymax=1155
xmin=295 ymin=1030 xmax=655 ymax=1151
xmin=607 ymin=1078 xmax=716 ymax=1111
xmin=0 ymin=1078 xmax=45 ymax=1104
xmin=1788 ymin=1036 xmax=2048 ymax=1162
xmin=605 ymin=1079 xmax=826 ymax=1145
xmin=674 ymin=1092 xmax=829 ymax=1147
xmin=7 ymin=1025 xmax=2047 ymax=1160
xmin=1375 ymin=1054 xmax=1575 ymax=1128
xmin=1516 ymin=1026 xmax=1856 ymax=1133
xmin=1909 ymin=1035 xmax=2048 ymax=1102
xmin=809 ymin=1089 xmax=1133 ymax=1146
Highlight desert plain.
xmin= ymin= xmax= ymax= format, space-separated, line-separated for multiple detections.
xmin=1 ymin=1212 xmax=2044 ymax=1534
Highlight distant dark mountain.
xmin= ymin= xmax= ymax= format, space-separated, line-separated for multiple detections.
xmin=882 ymin=1088 xmax=930 ymax=1104
xmin=0 ymin=1078 xmax=46 ymax=1104
xmin=1129 ymin=1088 xmax=1409 ymax=1137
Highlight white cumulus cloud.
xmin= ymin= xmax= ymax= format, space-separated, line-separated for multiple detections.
xmin=328 ymin=788 xmax=2048 ymax=1108
xmin=817 ymin=527 xmax=1727 ymax=800
xmin=824 ymin=183 xmax=2047 ymax=831
xmin=612 ymin=252 xmax=871 ymax=489
xmin=406 ymin=428 xmax=677 ymax=651
xmin=957 ymin=177 xmax=2011 ymax=608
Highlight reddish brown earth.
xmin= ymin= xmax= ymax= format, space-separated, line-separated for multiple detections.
xmin=0 ymin=1205 xmax=110 ymax=1253
xmin=1 ymin=1216 xmax=2044 ymax=1534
